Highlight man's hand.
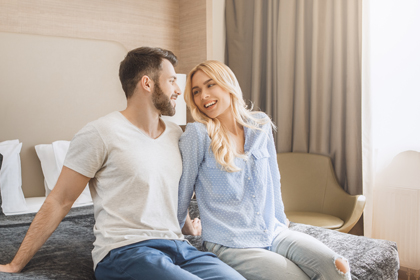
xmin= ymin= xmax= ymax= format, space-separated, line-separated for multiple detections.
xmin=0 ymin=263 xmax=20 ymax=273
xmin=182 ymin=213 xmax=202 ymax=236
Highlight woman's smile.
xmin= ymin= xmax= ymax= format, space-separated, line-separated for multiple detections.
xmin=204 ymin=100 xmax=217 ymax=109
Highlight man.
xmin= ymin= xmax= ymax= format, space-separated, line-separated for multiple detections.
xmin=0 ymin=47 xmax=244 ymax=280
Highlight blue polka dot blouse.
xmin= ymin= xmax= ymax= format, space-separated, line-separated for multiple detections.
xmin=177 ymin=113 xmax=288 ymax=248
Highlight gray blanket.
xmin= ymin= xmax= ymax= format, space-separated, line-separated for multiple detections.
xmin=0 ymin=202 xmax=399 ymax=279
xmin=0 ymin=206 xmax=95 ymax=279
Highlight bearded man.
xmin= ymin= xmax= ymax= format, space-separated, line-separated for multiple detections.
xmin=0 ymin=47 xmax=245 ymax=280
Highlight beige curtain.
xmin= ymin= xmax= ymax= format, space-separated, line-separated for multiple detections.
xmin=226 ymin=0 xmax=362 ymax=195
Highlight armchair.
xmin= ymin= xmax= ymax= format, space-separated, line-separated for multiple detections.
xmin=277 ymin=152 xmax=366 ymax=233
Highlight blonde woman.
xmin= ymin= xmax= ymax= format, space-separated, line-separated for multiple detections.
xmin=177 ymin=60 xmax=351 ymax=280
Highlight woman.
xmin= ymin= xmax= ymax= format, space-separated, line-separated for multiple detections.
xmin=177 ymin=60 xmax=351 ymax=280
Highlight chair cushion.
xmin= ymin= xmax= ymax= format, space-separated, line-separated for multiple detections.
xmin=286 ymin=211 xmax=344 ymax=229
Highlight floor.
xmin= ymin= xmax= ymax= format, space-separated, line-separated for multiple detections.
xmin=398 ymin=268 xmax=420 ymax=280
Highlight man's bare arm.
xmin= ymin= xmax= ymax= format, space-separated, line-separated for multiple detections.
xmin=0 ymin=166 xmax=90 ymax=273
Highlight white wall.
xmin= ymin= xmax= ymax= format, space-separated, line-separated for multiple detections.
xmin=363 ymin=0 xmax=420 ymax=271
xmin=368 ymin=0 xmax=420 ymax=168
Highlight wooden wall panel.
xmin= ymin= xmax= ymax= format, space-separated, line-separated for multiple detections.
xmin=0 ymin=0 xmax=180 ymax=53
xmin=178 ymin=0 xmax=209 ymax=74
xmin=178 ymin=0 xmax=212 ymax=122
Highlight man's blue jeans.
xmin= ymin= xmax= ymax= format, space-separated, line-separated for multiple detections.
xmin=95 ymin=239 xmax=245 ymax=280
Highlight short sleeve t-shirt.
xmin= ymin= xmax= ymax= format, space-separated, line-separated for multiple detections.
xmin=64 ymin=111 xmax=184 ymax=269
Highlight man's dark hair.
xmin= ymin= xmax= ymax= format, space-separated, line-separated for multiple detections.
xmin=119 ymin=47 xmax=178 ymax=99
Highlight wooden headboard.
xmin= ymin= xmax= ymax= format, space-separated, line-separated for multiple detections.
xmin=0 ymin=32 xmax=128 ymax=197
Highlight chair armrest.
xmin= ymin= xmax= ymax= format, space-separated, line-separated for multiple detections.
xmin=337 ymin=194 xmax=366 ymax=233
xmin=323 ymin=180 xmax=366 ymax=232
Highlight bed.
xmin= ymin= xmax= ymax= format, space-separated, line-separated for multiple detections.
xmin=0 ymin=201 xmax=399 ymax=280
xmin=0 ymin=32 xmax=399 ymax=279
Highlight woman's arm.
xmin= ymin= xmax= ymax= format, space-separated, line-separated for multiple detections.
xmin=266 ymin=124 xmax=288 ymax=225
xmin=177 ymin=123 xmax=206 ymax=230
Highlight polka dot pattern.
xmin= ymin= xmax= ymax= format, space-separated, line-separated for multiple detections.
xmin=178 ymin=113 xmax=288 ymax=248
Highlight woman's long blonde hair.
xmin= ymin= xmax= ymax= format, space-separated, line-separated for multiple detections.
xmin=184 ymin=60 xmax=274 ymax=172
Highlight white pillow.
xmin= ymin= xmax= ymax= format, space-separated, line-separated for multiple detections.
xmin=34 ymin=144 xmax=57 ymax=196
xmin=0 ymin=139 xmax=29 ymax=215
xmin=35 ymin=141 xmax=93 ymax=207
xmin=25 ymin=196 xmax=47 ymax=213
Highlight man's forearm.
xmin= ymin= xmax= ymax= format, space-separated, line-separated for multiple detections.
xmin=7 ymin=194 xmax=71 ymax=272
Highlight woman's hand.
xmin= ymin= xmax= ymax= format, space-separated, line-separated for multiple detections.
xmin=182 ymin=213 xmax=202 ymax=236
xmin=189 ymin=218 xmax=202 ymax=236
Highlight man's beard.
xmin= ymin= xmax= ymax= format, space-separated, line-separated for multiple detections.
xmin=152 ymin=82 xmax=176 ymax=116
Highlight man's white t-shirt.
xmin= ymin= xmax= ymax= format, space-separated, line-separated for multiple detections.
xmin=64 ymin=111 xmax=184 ymax=269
